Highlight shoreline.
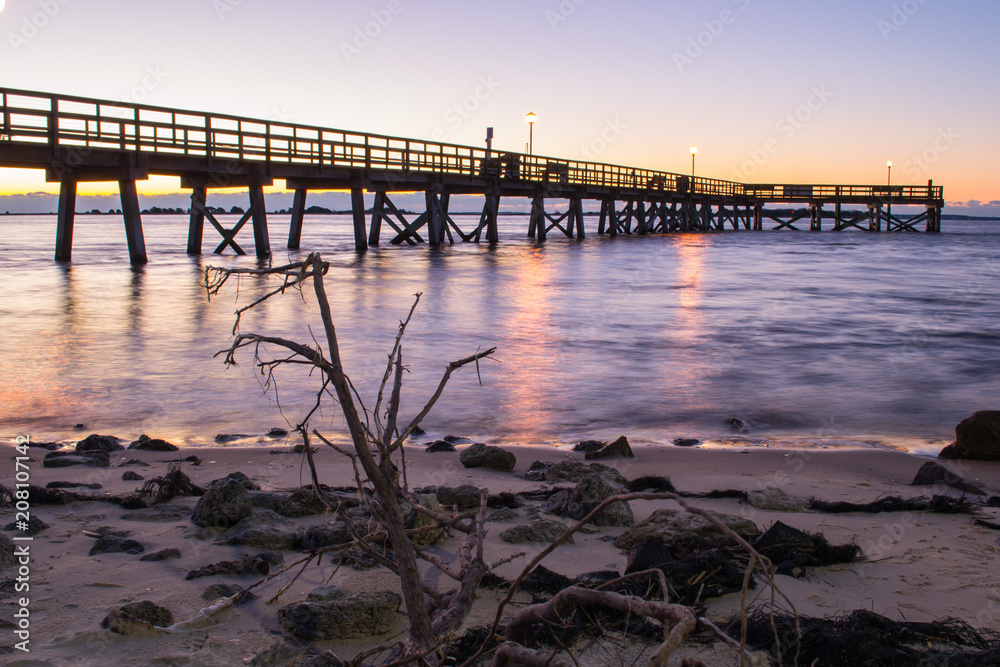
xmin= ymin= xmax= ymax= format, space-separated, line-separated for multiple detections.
xmin=4 ymin=438 xmax=1000 ymax=664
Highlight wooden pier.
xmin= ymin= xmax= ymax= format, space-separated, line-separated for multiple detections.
xmin=0 ymin=88 xmax=944 ymax=264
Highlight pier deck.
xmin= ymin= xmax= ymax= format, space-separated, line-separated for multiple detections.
xmin=0 ymin=88 xmax=944 ymax=264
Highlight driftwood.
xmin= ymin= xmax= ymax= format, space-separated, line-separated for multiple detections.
xmin=207 ymin=253 xmax=497 ymax=661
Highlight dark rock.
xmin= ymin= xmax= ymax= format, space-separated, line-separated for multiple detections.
xmin=249 ymin=642 xmax=345 ymax=667
xmin=444 ymin=435 xmax=467 ymax=443
xmin=302 ymin=522 xmax=352 ymax=551
xmin=127 ymin=434 xmax=179 ymax=451
xmin=119 ymin=459 xmax=147 ymax=467
xmin=544 ymin=473 xmax=634 ymax=527
xmin=182 ymin=455 xmax=202 ymax=464
xmin=410 ymin=425 xmax=426 ymax=436
xmin=4 ymin=517 xmax=48 ymax=536
xmin=412 ymin=494 xmax=445 ymax=546
xmin=624 ymin=538 xmax=675 ymax=575
xmin=426 ymin=440 xmax=457 ymax=453
xmin=90 ymin=536 xmax=145 ymax=556
xmin=28 ymin=485 xmax=76 ymax=504
xmin=614 ymin=508 xmax=760 ymax=551
xmin=500 ymin=519 xmax=573 ymax=544
xmin=122 ymin=471 xmax=143 ymax=481
xmin=426 ymin=484 xmax=483 ymax=510
xmin=487 ymin=491 xmax=523 ymax=509
xmin=573 ymin=440 xmax=606 ymax=453
xmin=102 ymin=601 xmax=172 ymax=635
xmin=248 ymin=491 xmax=287 ymax=512
xmin=191 ymin=479 xmax=251 ymax=528
xmin=0 ymin=534 xmax=14 ymax=569
xmin=47 ymin=481 xmax=102 ymax=490
xmin=267 ymin=428 xmax=289 ymax=437
xmin=215 ymin=434 xmax=250 ymax=443
xmin=730 ymin=417 xmax=748 ymax=433
xmin=185 ymin=552 xmax=276 ymax=580
xmin=939 ymin=411 xmax=1000 ymax=461
xmin=585 ymin=435 xmax=634 ymax=460
xmin=459 ymin=443 xmax=516 ymax=473
xmin=43 ymin=450 xmax=110 ymax=468
xmin=487 ymin=508 xmax=519 ymax=522
xmin=140 ymin=548 xmax=181 ymax=562
xmin=26 ymin=441 xmax=62 ymax=451
xmin=93 ymin=526 xmax=131 ymax=538
xmin=214 ymin=508 xmax=304 ymax=550
xmin=911 ymin=461 xmax=986 ymax=495
xmin=209 ymin=471 xmax=260 ymax=491
xmin=75 ymin=434 xmax=124 ymax=452
xmin=752 ymin=521 xmax=862 ymax=575
xmin=672 ymin=438 xmax=701 ymax=447
xmin=747 ymin=487 xmax=809 ymax=511
xmin=278 ymin=589 xmax=401 ymax=639
xmin=202 ymin=583 xmax=255 ymax=602
xmin=625 ymin=475 xmax=676 ymax=493
xmin=277 ymin=488 xmax=328 ymax=517
xmin=527 ymin=460 xmax=628 ymax=486
xmin=74 ymin=423 xmax=86 ymax=429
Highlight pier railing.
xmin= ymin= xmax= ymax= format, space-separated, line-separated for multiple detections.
xmin=0 ymin=88 xmax=942 ymax=203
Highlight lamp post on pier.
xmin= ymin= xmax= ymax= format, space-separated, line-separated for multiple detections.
xmin=690 ymin=145 xmax=697 ymax=190
xmin=887 ymin=160 xmax=892 ymax=187
xmin=525 ymin=112 xmax=537 ymax=155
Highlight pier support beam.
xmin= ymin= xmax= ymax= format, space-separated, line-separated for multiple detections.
xmin=55 ymin=180 xmax=77 ymax=262
xmin=528 ymin=194 xmax=545 ymax=241
xmin=810 ymin=203 xmax=823 ymax=231
xmin=288 ymin=188 xmax=307 ymax=250
xmin=187 ymin=186 xmax=206 ymax=254
xmin=351 ymin=187 xmax=368 ymax=252
xmin=119 ymin=180 xmax=148 ymax=265
xmin=473 ymin=194 xmax=500 ymax=243
xmin=248 ymin=183 xmax=270 ymax=258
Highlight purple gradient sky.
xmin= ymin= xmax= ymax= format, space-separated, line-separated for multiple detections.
xmin=0 ymin=0 xmax=997 ymax=214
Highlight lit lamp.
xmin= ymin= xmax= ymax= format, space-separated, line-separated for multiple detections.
xmin=887 ymin=160 xmax=892 ymax=187
xmin=690 ymin=145 xmax=697 ymax=180
xmin=525 ymin=112 xmax=537 ymax=155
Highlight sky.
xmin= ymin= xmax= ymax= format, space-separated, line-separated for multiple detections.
xmin=0 ymin=0 xmax=998 ymax=215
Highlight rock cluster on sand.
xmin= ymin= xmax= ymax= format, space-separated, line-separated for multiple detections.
xmin=101 ymin=601 xmax=172 ymax=635
xmin=500 ymin=519 xmax=573 ymax=544
xmin=42 ymin=450 xmax=110 ymax=468
xmin=76 ymin=434 xmax=125 ymax=452
xmin=544 ymin=473 xmax=634 ymax=527
xmin=191 ymin=479 xmax=251 ymax=528
xmin=127 ymin=434 xmax=179 ymax=451
xmin=278 ymin=587 xmax=401 ymax=640
xmin=459 ymin=443 xmax=516 ymax=472
xmin=911 ymin=461 xmax=986 ymax=495
xmin=213 ymin=509 xmax=304 ymax=550
xmin=584 ymin=435 xmax=634 ymax=460
xmin=939 ymin=411 xmax=1000 ymax=461
xmin=614 ymin=508 xmax=760 ymax=550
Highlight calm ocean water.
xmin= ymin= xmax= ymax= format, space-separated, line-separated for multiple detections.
xmin=1 ymin=212 xmax=998 ymax=454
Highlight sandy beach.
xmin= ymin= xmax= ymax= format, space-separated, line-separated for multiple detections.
xmin=3 ymin=436 xmax=1000 ymax=666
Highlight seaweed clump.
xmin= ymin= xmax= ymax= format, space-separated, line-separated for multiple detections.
xmin=736 ymin=608 xmax=1000 ymax=666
